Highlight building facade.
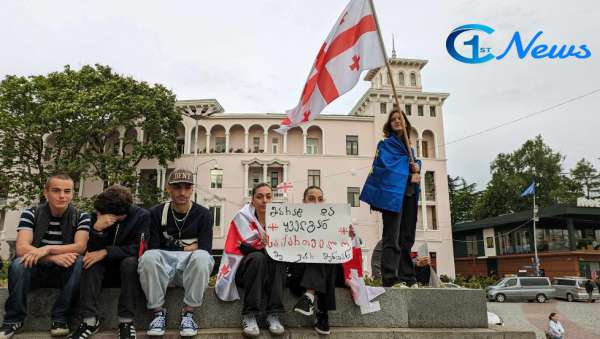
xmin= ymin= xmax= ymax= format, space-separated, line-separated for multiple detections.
xmin=453 ymin=206 xmax=600 ymax=279
xmin=0 ymin=58 xmax=456 ymax=277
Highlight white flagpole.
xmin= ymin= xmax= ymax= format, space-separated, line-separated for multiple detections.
xmin=368 ymin=0 xmax=415 ymax=165
xmin=532 ymin=181 xmax=540 ymax=276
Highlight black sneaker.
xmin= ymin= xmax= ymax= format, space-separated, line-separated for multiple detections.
xmin=293 ymin=295 xmax=314 ymax=316
xmin=51 ymin=321 xmax=70 ymax=337
xmin=68 ymin=320 xmax=100 ymax=339
xmin=118 ymin=322 xmax=136 ymax=339
xmin=0 ymin=322 xmax=22 ymax=339
xmin=314 ymin=311 xmax=330 ymax=335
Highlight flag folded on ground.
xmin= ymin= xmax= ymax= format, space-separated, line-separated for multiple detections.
xmin=521 ymin=181 xmax=536 ymax=197
xmin=276 ymin=0 xmax=385 ymax=133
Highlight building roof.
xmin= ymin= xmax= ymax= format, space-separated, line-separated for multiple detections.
xmin=453 ymin=206 xmax=600 ymax=233
xmin=364 ymin=58 xmax=429 ymax=81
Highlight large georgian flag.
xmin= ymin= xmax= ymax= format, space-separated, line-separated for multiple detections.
xmin=277 ymin=0 xmax=385 ymax=132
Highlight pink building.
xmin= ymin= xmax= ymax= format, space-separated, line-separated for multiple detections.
xmin=0 ymin=57 xmax=455 ymax=277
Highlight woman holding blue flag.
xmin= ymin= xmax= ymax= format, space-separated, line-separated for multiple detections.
xmin=360 ymin=109 xmax=421 ymax=287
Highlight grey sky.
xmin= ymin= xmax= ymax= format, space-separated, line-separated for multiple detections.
xmin=1 ymin=0 xmax=599 ymax=189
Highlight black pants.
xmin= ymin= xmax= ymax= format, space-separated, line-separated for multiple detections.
xmin=415 ymin=265 xmax=431 ymax=286
xmin=79 ymin=256 xmax=140 ymax=319
xmin=235 ymin=251 xmax=285 ymax=316
xmin=381 ymin=193 xmax=418 ymax=286
xmin=300 ymin=264 xmax=338 ymax=311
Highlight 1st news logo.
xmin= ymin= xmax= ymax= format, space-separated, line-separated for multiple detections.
xmin=446 ymin=24 xmax=592 ymax=64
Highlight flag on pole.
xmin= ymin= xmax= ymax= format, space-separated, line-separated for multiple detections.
xmin=521 ymin=181 xmax=536 ymax=197
xmin=276 ymin=181 xmax=294 ymax=193
xmin=276 ymin=0 xmax=385 ymax=133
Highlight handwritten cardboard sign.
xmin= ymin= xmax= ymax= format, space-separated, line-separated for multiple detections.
xmin=265 ymin=203 xmax=353 ymax=264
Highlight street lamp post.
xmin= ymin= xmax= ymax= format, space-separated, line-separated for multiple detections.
xmin=193 ymin=158 xmax=218 ymax=202
xmin=180 ymin=104 xmax=220 ymax=202
xmin=182 ymin=106 xmax=204 ymax=203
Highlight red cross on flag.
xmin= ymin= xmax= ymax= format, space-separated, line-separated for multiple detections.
xmin=277 ymin=181 xmax=294 ymax=193
xmin=276 ymin=0 xmax=385 ymax=133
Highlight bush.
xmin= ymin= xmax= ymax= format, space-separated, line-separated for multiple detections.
xmin=363 ymin=274 xmax=382 ymax=287
xmin=0 ymin=260 xmax=9 ymax=287
xmin=440 ymin=274 xmax=451 ymax=283
xmin=451 ymin=274 xmax=498 ymax=289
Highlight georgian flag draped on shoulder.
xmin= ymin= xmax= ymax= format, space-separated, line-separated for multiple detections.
xmin=215 ymin=203 xmax=266 ymax=301
xmin=276 ymin=0 xmax=385 ymax=133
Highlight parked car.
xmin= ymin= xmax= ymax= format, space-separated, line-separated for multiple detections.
xmin=486 ymin=276 xmax=555 ymax=303
xmin=552 ymin=276 xmax=600 ymax=302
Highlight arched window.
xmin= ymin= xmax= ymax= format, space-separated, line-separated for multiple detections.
xmin=399 ymin=72 xmax=405 ymax=86
xmin=410 ymin=72 xmax=417 ymax=87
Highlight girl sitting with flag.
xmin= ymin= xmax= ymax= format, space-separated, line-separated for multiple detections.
xmin=291 ymin=186 xmax=385 ymax=335
xmin=215 ymin=183 xmax=285 ymax=337
xmin=360 ymin=109 xmax=422 ymax=287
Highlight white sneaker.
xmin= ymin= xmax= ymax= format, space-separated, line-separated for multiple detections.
xmin=266 ymin=314 xmax=285 ymax=335
xmin=146 ymin=310 xmax=166 ymax=336
xmin=179 ymin=311 xmax=198 ymax=337
xmin=392 ymin=282 xmax=409 ymax=289
xmin=241 ymin=315 xmax=260 ymax=337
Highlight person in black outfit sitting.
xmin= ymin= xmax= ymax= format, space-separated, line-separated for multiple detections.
xmin=69 ymin=185 xmax=149 ymax=339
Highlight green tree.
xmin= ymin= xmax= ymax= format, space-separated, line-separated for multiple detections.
xmin=472 ymin=135 xmax=576 ymax=219
xmin=571 ymin=158 xmax=600 ymax=199
xmin=0 ymin=64 xmax=181 ymax=210
xmin=448 ymin=175 xmax=478 ymax=224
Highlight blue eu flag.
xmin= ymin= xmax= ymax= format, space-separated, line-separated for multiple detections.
xmin=521 ymin=181 xmax=535 ymax=197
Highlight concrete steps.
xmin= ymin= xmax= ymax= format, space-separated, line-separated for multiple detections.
xmin=14 ymin=327 xmax=535 ymax=339
xmin=0 ymin=287 xmax=489 ymax=330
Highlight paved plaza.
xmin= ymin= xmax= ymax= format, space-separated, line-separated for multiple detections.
xmin=488 ymin=300 xmax=600 ymax=339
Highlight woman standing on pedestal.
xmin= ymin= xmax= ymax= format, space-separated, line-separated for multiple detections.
xmin=359 ymin=109 xmax=421 ymax=287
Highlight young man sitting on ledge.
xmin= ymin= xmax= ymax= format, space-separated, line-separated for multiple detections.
xmin=0 ymin=174 xmax=90 ymax=339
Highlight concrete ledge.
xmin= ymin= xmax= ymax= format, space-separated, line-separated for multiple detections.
xmin=0 ymin=287 xmax=488 ymax=330
xmin=13 ymin=328 xmax=536 ymax=339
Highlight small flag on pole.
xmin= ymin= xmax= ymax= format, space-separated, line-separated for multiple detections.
xmin=521 ymin=181 xmax=535 ymax=197
xmin=277 ymin=181 xmax=294 ymax=193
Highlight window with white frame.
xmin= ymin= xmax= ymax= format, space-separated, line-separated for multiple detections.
xmin=398 ymin=72 xmax=405 ymax=86
xmin=466 ymin=235 xmax=478 ymax=256
xmin=253 ymin=137 xmax=260 ymax=152
xmin=404 ymin=104 xmax=412 ymax=116
xmin=270 ymin=171 xmax=279 ymax=189
xmin=429 ymin=105 xmax=437 ymax=117
xmin=308 ymin=170 xmax=320 ymax=187
xmin=209 ymin=206 xmax=222 ymax=228
xmin=347 ymin=187 xmax=360 ymax=207
xmin=380 ymin=102 xmax=387 ymax=115
xmin=215 ymin=137 xmax=226 ymax=153
xmin=410 ymin=72 xmax=417 ymax=86
xmin=346 ymin=135 xmax=358 ymax=155
xmin=210 ymin=169 xmax=223 ymax=188
xmin=417 ymin=105 xmax=424 ymax=116
xmin=306 ymin=138 xmax=319 ymax=154
xmin=272 ymin=137 xmax=279 ymax=154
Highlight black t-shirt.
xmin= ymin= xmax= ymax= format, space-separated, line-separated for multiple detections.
xmin=148 ymin=202 xmax=213 ymax=252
